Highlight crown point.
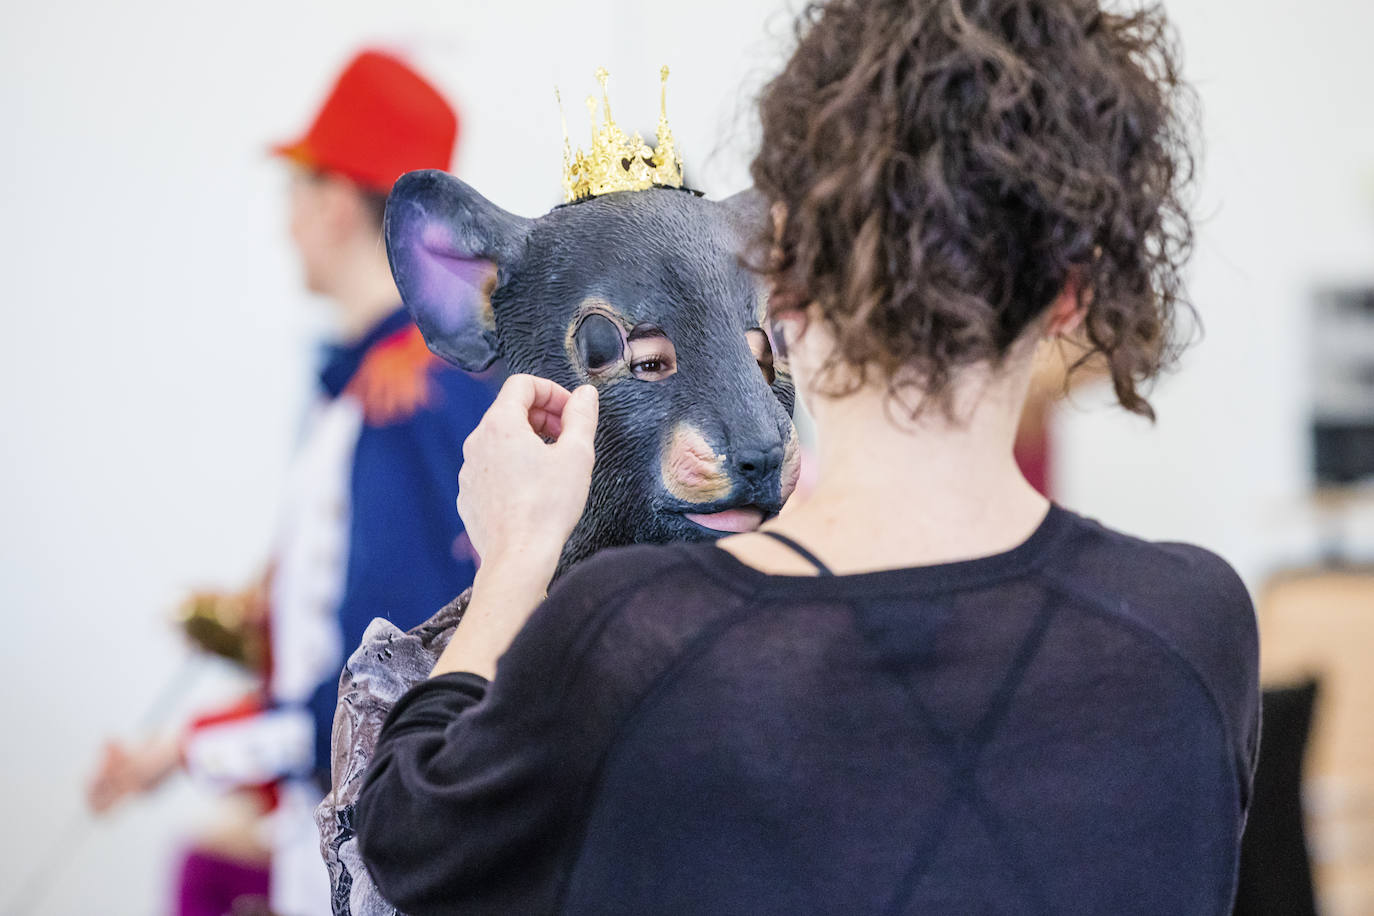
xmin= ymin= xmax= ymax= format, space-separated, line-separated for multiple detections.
xmin=561 ymin=66 xmax=684 ymax=203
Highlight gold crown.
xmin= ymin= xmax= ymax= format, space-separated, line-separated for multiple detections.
xmin=559 ymin=66 xmax=684 ymax=203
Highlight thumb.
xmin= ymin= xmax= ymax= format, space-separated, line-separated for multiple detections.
xmin=557 ymin=384 xmax=599 ymax=451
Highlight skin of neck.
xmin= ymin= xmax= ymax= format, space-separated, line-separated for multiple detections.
xmin=323 ymin=233 xmax=402 ymax=343
xmin=724 ymin=304 xmax=1068 ymax=576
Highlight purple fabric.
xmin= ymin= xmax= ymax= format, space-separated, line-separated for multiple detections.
xmin=175 ymin=848 xmax=269 ymax=916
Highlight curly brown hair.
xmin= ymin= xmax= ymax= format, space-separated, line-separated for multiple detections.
xmin=751 ymin=0 xmax=1196 ymax=418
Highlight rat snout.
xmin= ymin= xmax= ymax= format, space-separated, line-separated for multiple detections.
xmin=660 ymin=422 xmax=733 ymax=505
xmin=659 ymin=419 xmax=792 ymax=518
xmin=730 ymin=444 xmax=783 ymax=488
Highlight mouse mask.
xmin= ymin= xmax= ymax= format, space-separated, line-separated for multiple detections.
xmin=317 ymin=70 xmax=801 ymax=916
xmin=386 ymin=173 xmax=798 ymax=571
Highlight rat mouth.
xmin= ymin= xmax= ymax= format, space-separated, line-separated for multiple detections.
xmin=666 ymin=488 xmax=783 ymax=537
xmin=680 ymin=505 xmax=768 ymax=533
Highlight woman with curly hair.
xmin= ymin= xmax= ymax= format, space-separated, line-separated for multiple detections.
xmin=354 ymin=1 xmax=1259 ymax=913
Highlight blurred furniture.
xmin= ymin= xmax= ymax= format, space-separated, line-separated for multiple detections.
xmin=1258 ymin=567 xmax=1374 ymax=915
xmin=1235 ymin=679 xmax=1319 ymax=916
xmin=1311 ymin=287 xmax=1374 ymax=486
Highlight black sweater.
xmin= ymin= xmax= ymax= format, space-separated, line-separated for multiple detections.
xmin=357 ymin=506 xmax=1259 ymax=915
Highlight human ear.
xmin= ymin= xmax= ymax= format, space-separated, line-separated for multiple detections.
xmin=384 ymin=170 xmax=533 ymax=371
xmin=1045 ymin=269 xmax=1089 ymax=339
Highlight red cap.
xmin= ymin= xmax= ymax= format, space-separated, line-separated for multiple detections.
xmin=272 ymin=49 xmax=459 ymax=193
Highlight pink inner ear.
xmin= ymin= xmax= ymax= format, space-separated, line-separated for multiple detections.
xmin=427 ymin=248 xmax=490 ymax=283
xmin=413 ymin=225 xmax=494 ymax=306
xmin=420 ymin=221 xmax=455 ymax=249
xmin=419 ymin=223 xmax=474 ymax=266
xmin=399 ymin=219 xmax=500 ymax=371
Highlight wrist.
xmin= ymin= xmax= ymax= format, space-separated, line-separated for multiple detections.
xmin=434 ymin=540 xmax=561 ymax=681
xmin=475 ymin=538 xmax=564 ymax=590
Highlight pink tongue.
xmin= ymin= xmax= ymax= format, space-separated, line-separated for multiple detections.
xmin=685 ymin=508 xmax=764 ymax=533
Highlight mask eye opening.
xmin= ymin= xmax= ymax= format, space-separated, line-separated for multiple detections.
xmin=574 ymin=312 xmax=627 ymax=376
xmin=746 ymin=328 xmax=775 ymax=385
xmin=627 ymin=323 xmax=677 ymax=382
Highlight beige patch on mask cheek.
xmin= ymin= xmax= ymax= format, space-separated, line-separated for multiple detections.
xmin=780 ymin=429 xmax=801 ymax=502
xmin=564 ymin=296 xmax=630 ymax=385
xmin=661 ymin=422 xmax=733 ymax=504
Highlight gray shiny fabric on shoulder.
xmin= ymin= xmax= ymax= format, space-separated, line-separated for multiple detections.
xmin=315 ymin=590 xmax=470 ymax=916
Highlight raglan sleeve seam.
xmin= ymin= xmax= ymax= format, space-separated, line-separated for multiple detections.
xmin=1037 ymin=567 xmax=1258 ymax=811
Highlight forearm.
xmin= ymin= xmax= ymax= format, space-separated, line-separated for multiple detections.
xmin=429 ymin=544 xmax=559 ymax=680
xmin=357 ymin=674 xmax=492 ymax=913
xmin=435 ymin=375 xmax=598 ymax=680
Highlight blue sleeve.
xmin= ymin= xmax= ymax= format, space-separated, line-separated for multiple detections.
xmin=307 ymin=366 xmax=497 ymax=786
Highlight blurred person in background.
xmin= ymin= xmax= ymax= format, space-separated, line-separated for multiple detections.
xmin=85 ymin=49 xmax=494 ymax=916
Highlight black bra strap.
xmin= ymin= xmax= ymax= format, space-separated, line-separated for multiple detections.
xmin=760 ymin=531 xmax=834 ymax=576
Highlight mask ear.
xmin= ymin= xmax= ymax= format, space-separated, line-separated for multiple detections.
xmin=717 ymin=187 xmax=769 ymax=244
xmin=384 ymin=170 xmax=532 ymax=371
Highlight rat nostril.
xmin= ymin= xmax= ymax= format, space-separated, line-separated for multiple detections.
xmin=733 ymin=445 xmax=783 ymax=483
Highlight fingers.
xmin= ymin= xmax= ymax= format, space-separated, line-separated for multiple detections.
xmin=528 ymin=406 xmax=564 ymax=440
xmin=496 ymin=374 xmax=571 ymax=418
xmin=89 ymin=778 xmax=122 ymax=814
xmin=556 ymin=386 xmax=599 ymax=454
xmin=524 ymin=375 xmax=574 ymax=418
xmin=87 ymin=743 xmax=127 ymax=814
xmin=490 ymin=375 xmax=570 ymax=440
xmin=492 ymin=375 xmax=596 ymax=445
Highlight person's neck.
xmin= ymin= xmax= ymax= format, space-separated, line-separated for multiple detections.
xmin=326 ymin=248 xmax=403 ymax=344
xmin=739 ymin=362 xmax=1049 ymax=575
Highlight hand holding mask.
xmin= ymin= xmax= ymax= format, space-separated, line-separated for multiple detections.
xmin=456 ymin=375 xmax=599 ymax=575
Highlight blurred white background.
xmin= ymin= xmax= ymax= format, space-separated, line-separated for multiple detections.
xmin=1 ymin=0 xmax=1372 ymax=912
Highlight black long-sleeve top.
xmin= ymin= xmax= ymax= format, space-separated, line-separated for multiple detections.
xmin=356 ymin=505 xmax=1260 ymax=915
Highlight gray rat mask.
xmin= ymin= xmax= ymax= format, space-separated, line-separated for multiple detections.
xmin=385 ymin=171 xmax=799 ymax=572
xmin=316 ymin=172 xmax=802 ymax=915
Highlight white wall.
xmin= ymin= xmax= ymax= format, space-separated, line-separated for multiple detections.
xmin=0 ymin=1 xmax=792 ymax=912
xmin=2 ymin=0 xmax=1371 ymax=912
xmin=1052 ymin=0 xmax=1374 ymax=581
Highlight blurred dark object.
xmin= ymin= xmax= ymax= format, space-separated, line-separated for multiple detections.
xmin=1312 ymin=288 xmax=1374 ymax=485
xmin=177 ymin=588 xmax=269 ymax=671
xmin=1258 ymin=569 xmax=1374 ymax=914
xmin=1313 ymin=422 xmax=1374 ymax=486
xmin=1234 ymin=679 xmax=1320 ymax=916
